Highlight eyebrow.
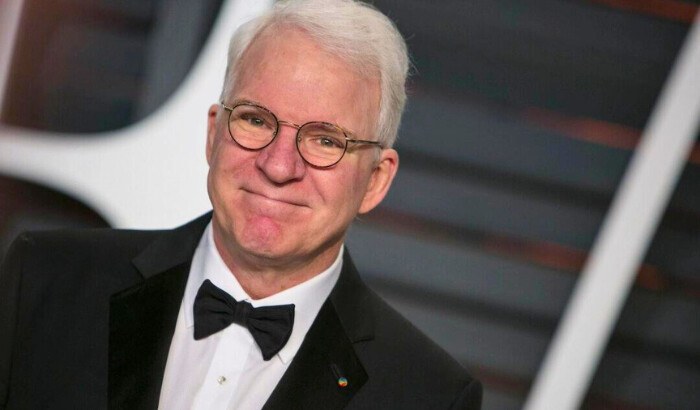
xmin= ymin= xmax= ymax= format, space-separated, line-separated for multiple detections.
xmin=229 ymin=98 xmax=263 ymax=107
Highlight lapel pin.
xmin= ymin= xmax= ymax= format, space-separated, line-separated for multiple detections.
xmin=330 ymin=363 xmax=348 ymax=388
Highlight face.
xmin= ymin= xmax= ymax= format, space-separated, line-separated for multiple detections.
xmin=206 ymin=27 xmax=398 ymax=274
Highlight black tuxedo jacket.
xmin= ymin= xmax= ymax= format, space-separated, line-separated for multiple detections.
xmin=0 ymin=213 xmax=481 ymax=409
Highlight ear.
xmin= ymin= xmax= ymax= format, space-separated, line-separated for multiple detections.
xmin=206 ymin=104 xmax=221 ymax=165
xmin=358 ymin=148 xmax=399 ymax=214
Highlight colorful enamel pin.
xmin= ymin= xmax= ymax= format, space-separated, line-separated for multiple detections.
xmin=330 ymin=364 xmax=348 ymax=388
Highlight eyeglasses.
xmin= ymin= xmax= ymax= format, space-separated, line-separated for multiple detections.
xmin=220 ymin=101 xmax=382 ymax=168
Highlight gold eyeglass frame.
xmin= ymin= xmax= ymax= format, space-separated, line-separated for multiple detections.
xmin=221 ymin=101 xmax=383 ymax=168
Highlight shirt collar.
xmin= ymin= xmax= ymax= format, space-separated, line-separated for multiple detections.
xmin=184 ymin=222 xmax=343 ymax=364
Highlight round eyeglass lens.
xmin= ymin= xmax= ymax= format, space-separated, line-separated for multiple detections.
xmin=297 ymin=122 xmax=347 ymax=167
xmin=228 ymin=104 xmax=277 ymax=149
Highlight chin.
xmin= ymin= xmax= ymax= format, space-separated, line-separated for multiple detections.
xmin=232 ymin=217 xmax=299 ymax=258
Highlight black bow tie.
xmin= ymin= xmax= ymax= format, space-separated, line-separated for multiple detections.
xmin=193 ymin=279 xmax=295 ymax=361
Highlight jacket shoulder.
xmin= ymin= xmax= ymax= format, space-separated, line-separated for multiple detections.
xmin=1 ymin=227 xmax=169 ymax=304
xmin=12 ymin=227 xmax=164 ymax=259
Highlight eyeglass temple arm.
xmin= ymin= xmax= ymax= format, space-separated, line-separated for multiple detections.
xmin=346 ymin=138 xmax=382 ymax=147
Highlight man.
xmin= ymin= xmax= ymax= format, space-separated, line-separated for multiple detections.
xmin=0 ymin=0 xmax=482 ymax=409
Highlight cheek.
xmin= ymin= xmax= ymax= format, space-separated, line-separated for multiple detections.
xmin=208 ymin=148 xmax=247 ymax=207
xmin=316 ymin=166 xmax=370 ymax=217
xmin=211 ymin=144 xmax=252 ymax=178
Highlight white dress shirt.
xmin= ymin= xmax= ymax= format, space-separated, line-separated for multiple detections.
xmin=158 ymin=223 xmax=342 ymax=410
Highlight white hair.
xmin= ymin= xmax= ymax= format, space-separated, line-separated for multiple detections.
xmin=219 ymin=0 xmax=409 ymax=148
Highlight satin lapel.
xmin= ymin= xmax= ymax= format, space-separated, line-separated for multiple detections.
xmin=108 ymin=264 xmax=189 ymax=410
xmin=263 ymin=249 xmax=374 ymax=410
xmin=263 ymin=299 xmax=367 ymax=410
xmin=108 ymin=213 xmax=211 ymax=410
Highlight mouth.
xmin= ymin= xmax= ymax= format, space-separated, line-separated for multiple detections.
xmin=242 ymin=188 xmax=309 ymax=208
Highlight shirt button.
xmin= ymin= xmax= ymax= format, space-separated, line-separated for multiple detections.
xmin=217 ymin=376 xmax=227 ymax=385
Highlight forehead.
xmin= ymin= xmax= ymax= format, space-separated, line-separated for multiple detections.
xmin=233 ymin=26 xmax=380 ymax=137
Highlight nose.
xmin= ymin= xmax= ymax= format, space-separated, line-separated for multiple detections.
xmin=254 ymin=123 xmax=306 ymax=184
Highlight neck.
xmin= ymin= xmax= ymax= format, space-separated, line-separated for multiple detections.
xmin=211 ymin=228 xmax=343 ymax=300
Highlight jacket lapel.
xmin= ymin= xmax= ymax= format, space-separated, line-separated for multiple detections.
xmin=263 ymin=249 xmax=374 ymax=410
xmin=108 ymin=214 xmax=211 ymax=410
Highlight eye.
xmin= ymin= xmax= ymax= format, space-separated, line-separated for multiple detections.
xmin=244 ymin=115 xmax=266 ymax=127
xmin=312 ymin=135 xmax=344 ymax=149
xmin=319 ymin=137 xmax=340 ymax=147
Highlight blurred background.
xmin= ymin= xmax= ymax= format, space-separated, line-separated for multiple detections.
xmin=1 ymin=0 xmax=699 ymax=408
